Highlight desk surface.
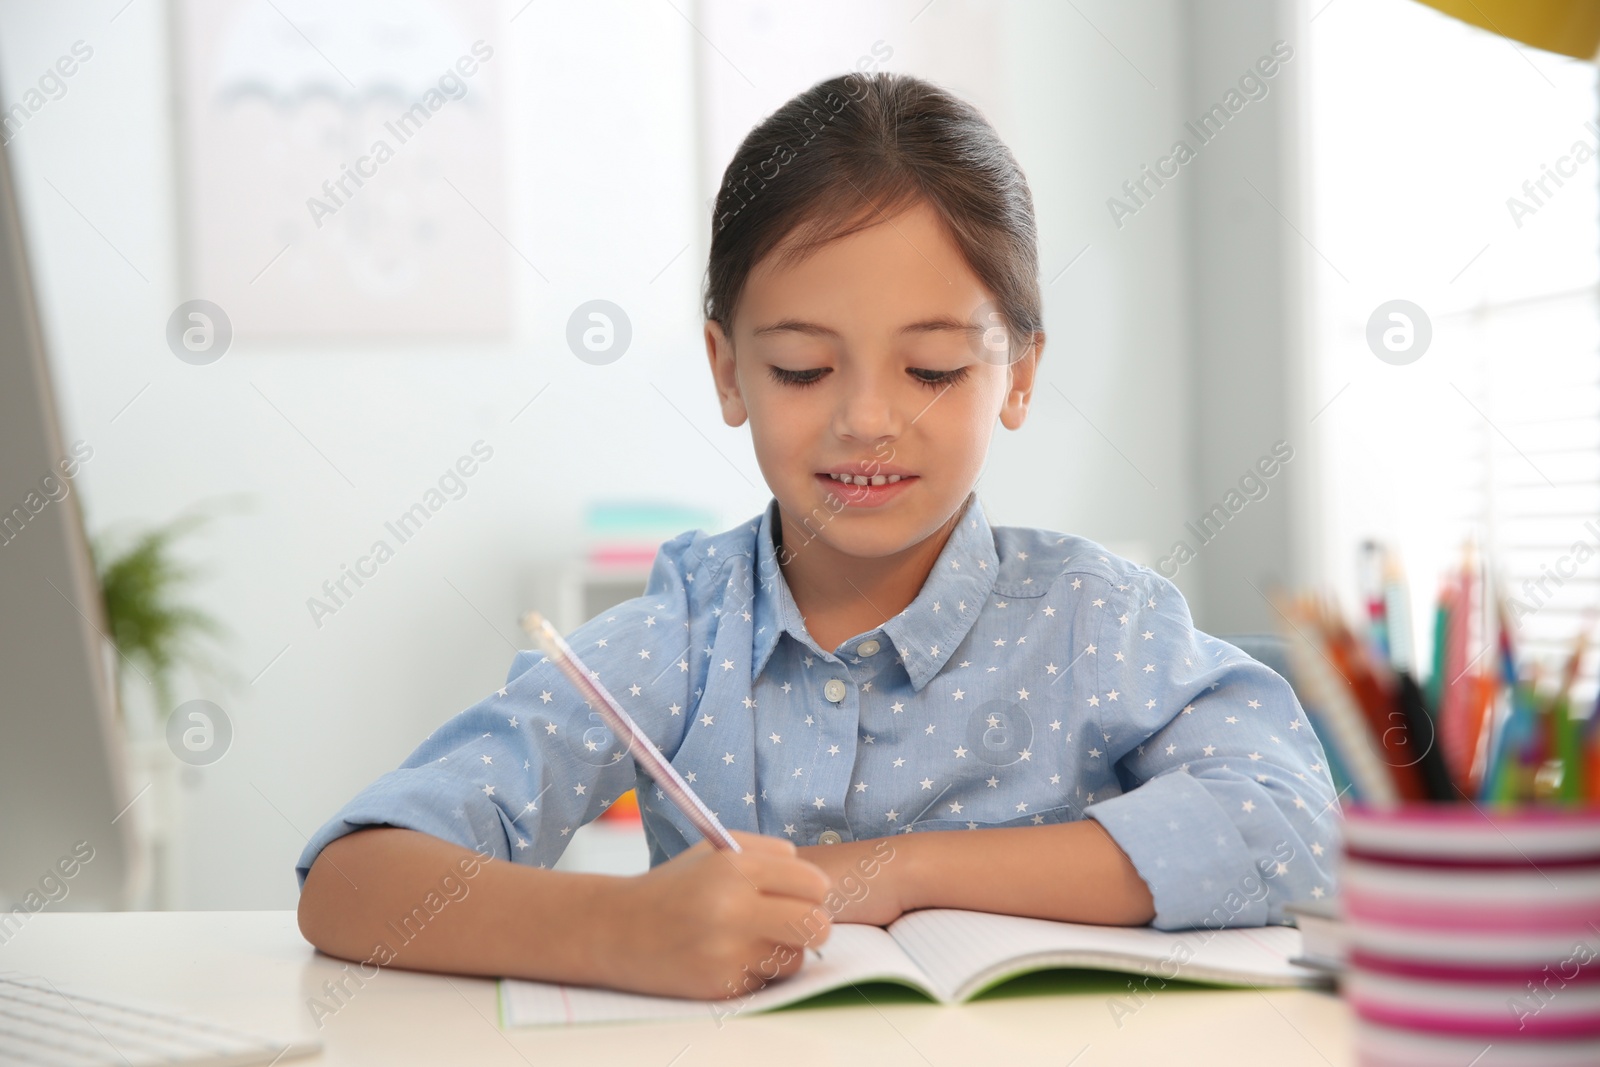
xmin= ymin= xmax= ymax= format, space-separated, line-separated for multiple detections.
xmin=1 ymin=911 xmax=1352 ymax=1065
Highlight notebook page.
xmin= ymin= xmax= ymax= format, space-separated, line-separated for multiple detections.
xmin=499 ymin=922 xmax=935 ymax=1027
xmin=887 ymin=909 xmax=1323 ymax=1002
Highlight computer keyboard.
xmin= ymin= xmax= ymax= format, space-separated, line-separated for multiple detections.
xmin=0 ymin=973 xmax=321 ymax=1066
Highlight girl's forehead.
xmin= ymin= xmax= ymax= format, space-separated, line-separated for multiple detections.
xmin=756 ymin=200 xmax=962 ymax=277
xmin=738 ymin=209 xmax=991 ymax=332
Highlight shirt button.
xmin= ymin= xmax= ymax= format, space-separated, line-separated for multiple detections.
xmin=855 ymin=639 xmax=881 ymax=657
xmin=823 ymin=678 xmax=847 ymax=702
xmin=818 ymin=830 xmax=842 ymax=845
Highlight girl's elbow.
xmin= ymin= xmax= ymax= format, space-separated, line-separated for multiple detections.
xmin=296 ymin=870 xmax=335 ymax=951
xmin=297 ymin=852 xmax=359 ymax=955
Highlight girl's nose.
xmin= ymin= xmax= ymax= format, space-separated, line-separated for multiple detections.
xmin=831 ymin=366 xmax=903 ymax=443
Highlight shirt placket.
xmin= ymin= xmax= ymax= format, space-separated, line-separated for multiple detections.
xmin=806 ymin=649 xmax=866 ymax=846
xmin=817 ymin=632 xmax=894 ymax=845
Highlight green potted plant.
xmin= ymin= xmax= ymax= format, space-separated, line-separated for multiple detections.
xmin=90 ymin=503 xmax=238 ymax=721
xmin=87 ymin=500 xmax=243 ymax=908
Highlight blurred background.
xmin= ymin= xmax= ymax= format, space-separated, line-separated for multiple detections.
xmin=1 ymin=0 xmax=1595 ymax=911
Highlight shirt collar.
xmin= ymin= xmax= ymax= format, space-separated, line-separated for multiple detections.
xmin=749 ymin=489 xmax=999 ymax=692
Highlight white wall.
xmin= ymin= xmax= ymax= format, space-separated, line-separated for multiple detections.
xmin=0 ymin=0 xmax=1224 ymax=908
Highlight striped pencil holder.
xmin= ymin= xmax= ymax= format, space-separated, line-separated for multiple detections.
xmin=1341 ymin=804 xmax=1600 ymax=1067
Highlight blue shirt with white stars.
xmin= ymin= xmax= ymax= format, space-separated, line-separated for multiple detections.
xmin=296 ymin=490 xmax=1342 ymax=930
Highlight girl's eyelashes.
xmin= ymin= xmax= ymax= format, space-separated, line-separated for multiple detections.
xmin=909 ymin=366 xmax=970 ymax=389
xmin=769 ymin=366 xmax=827 ymax=388
xmin=767 ymin=366 xmax=971 ymax=390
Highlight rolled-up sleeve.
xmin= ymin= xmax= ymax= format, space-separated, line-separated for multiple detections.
xmin=294 ymin=530 xmax=703 ymax=888
xmin=1081 ymin=568 xmax=1342 ymax=930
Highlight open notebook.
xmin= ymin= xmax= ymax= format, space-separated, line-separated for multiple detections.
xmin=499 ymin=908 xmax=1328 ymax=1027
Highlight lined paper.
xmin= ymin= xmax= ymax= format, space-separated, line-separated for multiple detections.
xmin=887 ymin=909 xmax=1321 ymax=1001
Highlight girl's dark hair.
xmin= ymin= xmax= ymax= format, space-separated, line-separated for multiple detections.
xmin=702 ymin=71 xmax=1042 ymax=348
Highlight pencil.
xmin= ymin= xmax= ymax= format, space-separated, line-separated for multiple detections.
xmin=1551 ymin=623 xmax=1590 ymax=804
xmin=1323 ymin=607 xmax=1427 ymax=799
xmin=1586 ymin=689 xmax=1600 ymax=802
xmin=1360 ymin=541 xmax=1389 ymax=664
xmin=1424 ymin=583 xmax=1449 ymax=725
xmin=1273 ymin=593 xmax=1400 ymax=807
xmin=1381 ymin=548 xmax=1414 ymax=674
xmin=520 ymin=611 xmax=743 ymax=852
xmin=1439 ymin=546 xmax=1476 ymax=789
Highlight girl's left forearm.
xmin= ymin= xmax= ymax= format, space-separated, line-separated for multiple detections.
xmin=896 ymin=819 xmax=1155 ymax=926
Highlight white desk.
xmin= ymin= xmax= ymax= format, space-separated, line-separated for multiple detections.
xmin=1 ymin=911 xmax=1353 ymax=1065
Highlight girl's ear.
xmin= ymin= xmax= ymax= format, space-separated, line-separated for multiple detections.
xmin=998 ymin=331 xmax=1045 ymax=431
xmin=704 ymin=320 xmax=750 ymax=427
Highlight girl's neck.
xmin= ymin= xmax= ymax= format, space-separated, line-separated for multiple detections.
xmin=774 ymin=503 xmax=963 ymax=652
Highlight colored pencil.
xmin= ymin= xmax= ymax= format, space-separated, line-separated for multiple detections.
xmin=520 ymin=611 xmax=742 ymax=852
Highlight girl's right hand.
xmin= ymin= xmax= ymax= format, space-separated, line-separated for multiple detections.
xmin=587 ymin=830 xmax=834 ymax=1000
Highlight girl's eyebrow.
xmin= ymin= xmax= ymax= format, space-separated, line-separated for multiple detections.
xmin=752 ymin=316 xmax=981 ymax=338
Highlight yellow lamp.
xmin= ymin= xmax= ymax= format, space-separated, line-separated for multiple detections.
xmin=1409 ymin=0 xmax=1600 ymax=60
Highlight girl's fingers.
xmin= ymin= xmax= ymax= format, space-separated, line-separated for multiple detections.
xmin=748 ymin=894 xmax=833 ymax=950
xmin=722 ymin=850 xmax=831 ymax=903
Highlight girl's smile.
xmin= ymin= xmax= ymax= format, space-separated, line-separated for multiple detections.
xmin=814 ymin=470 xmax=918 ymax=509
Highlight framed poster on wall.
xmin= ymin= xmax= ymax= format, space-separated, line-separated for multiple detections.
xmin=174 ymin=0 xmax=510 ymax=339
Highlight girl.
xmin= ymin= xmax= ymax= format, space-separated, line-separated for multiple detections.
xmin=296 ymin=71 xmax=1340 ymax=1001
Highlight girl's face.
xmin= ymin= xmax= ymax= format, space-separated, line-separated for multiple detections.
xmin=705 ymin=198 xmax=1044 ymax=562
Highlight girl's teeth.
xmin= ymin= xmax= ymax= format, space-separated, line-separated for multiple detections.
xmin=827 ymin=473 xmax=903 ymax=485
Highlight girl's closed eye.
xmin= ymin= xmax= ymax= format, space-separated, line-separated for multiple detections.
xmin=768 ymin=365 xmax=827 ymax=388
xmin=767 ymin=365 xmax=972 ymax=389
xmin=909 ymin=365 xmax=970 ymax=388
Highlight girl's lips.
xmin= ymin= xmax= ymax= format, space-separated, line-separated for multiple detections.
xmin=814 ymin=472 xmax=917 ymax=508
